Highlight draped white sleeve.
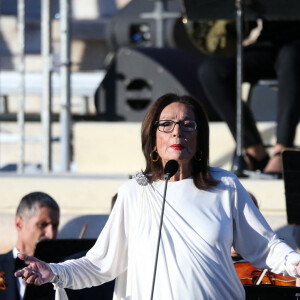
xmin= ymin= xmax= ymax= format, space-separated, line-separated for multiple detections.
xmin=49 ymin=181 xmax=131 ymax=299
xmin=229 ymin=175 xmax=300 ymax=277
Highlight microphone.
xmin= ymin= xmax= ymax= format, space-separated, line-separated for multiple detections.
xmin=164 ymin=159 xmax=179 ymax=180
xmin=150 ymin=160 xmax=179 ymax=300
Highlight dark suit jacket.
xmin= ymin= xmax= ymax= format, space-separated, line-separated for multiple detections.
xmin=0 ymin=250 xmax=20 ymax=300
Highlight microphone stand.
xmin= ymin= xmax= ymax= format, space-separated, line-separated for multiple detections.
xmin=150 ymin=172 xmax=171 ymax=300
xmin=231 ymin=0 xmax=247 ymax=177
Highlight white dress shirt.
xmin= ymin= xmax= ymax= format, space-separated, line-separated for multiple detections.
xmin=13 ymin=247 xmax=26 ymax=300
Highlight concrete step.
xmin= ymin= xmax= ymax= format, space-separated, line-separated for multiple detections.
xmin=0 ymin=173 xmax=296 ymax=253
xmin=0 ymin=121 xmax=296 ymax=215
xmin=72 ymin=121 xmax=294 ymax=213
xmin=73 ymin=121 xmax=293 ymax=175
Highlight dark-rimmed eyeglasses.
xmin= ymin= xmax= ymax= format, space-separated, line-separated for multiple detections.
xmin=155 ymin=120 xmax=197 ymax=133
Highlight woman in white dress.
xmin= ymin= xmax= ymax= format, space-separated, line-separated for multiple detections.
xmin=15 ymin=93 xmax=300 ymax=299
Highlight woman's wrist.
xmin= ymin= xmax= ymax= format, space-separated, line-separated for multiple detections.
xmin=50 ymin=272 xmax=60 ymax=284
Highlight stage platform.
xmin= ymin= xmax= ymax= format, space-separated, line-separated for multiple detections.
xmin=0 ymin=121 xmax=299 ymax=253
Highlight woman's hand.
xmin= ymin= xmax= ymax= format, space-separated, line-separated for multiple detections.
xmin=14 ymin=253 xmax=55 ymax=286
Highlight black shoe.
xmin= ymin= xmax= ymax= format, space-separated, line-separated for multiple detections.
xmin=245 ymin=153 xmax=270 ymax=171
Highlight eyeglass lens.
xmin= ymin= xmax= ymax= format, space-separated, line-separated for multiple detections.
xmin=157 ymin=120 xmax=197 ymax=132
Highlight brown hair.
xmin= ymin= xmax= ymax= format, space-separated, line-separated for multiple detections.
xmin=141 ymin=93 xmax=219 ymax=190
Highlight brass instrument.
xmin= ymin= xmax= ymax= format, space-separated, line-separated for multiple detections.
xmin=183 ymin=18 xmax=254 ymax=57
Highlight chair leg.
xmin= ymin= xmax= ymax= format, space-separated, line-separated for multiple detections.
xmin=231 ymin=153 xmax=248 ymax=177
xmin=0 ymin=95 xmax=9 ymax=114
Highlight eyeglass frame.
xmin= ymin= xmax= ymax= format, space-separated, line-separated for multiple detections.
xmin=154 ymin=120 xmax=198 ymax=133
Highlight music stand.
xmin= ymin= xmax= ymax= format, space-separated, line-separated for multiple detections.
xmin=33 ymin=239 xmax=97 ymax=262
xmin=183 ymin=0 xmax=300 ymax=21
xmin=244 ymin=285 xmax=300 ymax=300
xmin=282 ymin=150 xmax=300 ymax=225
xmin=183 ymin=0 xmax=300 ymax=177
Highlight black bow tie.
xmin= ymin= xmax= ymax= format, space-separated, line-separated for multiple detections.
xmin=14 ymin=257 xmax=27 ymax=272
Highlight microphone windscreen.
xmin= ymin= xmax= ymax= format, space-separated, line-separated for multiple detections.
xmin=164 ymin=160 xmax=179 ymax=178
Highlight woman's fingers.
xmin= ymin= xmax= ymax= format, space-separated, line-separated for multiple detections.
xmin=15 ymin=267 xmax=40 ymax=284
xmin=14 ymin=267 xmax=29 ymax=278
xmin=25 ymin=272 xmax=39 ymax=285
xmin=14 ymin=254 xmax=53 ymax=285
xmin=21 ymin=268 xmax=37 ymax=280
xmin=17 ymin=253 xmax=38 ymax=264
xmin=22 ymin=269 xmax=45 ymax=286
xmin=14 ymin=270 xmax=23 ymax=278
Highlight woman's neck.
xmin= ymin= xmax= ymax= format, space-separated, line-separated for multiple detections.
xmin=169 ymin=163 xmax=192 ymax=181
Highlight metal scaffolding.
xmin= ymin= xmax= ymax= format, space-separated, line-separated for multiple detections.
xmin=59 ymin=0 xmax=71 ymax=171
xmin=15 ymin=0 xmax=71 ymax=173
xmin=41 ymin=0 xmax=52 ymax=172
xmin=17 ymin=0 xmax=25 ymax=173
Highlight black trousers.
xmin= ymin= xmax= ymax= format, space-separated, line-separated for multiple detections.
xmin=198 ymin=41 xmax=300 ymax=148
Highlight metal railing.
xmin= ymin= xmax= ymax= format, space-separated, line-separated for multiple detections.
xmin=9 ymin=0 xmax=72 ymax=173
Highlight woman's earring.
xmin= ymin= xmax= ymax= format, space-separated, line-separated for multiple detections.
xmin=150 ymin=146 xmax=159 ymax=162
xmin=194 ymin=152 xmax=202 ymax=161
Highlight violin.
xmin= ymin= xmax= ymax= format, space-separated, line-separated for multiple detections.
xmin=0 ymin=272 xmax=7 ymax=290
xmin=234 ymin=261 xmax=296 ymax=287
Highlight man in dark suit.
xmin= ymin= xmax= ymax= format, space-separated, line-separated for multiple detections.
xmin=0 ymin=192 xmax=60 ymax=300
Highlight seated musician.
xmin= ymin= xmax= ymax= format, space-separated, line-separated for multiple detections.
xmin=198 ymin=20 xmax=300 ymax=177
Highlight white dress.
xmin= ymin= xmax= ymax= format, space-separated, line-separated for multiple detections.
xmin=50 ymin=167 xmax=300 ymax=300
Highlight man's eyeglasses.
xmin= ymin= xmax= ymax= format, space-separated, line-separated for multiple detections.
xmin=155 ymin=120 xmax=197 ymax=133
